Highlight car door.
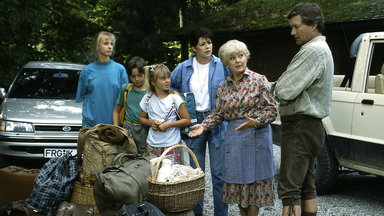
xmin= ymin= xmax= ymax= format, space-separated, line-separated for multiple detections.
xmin=350 ymin=40 xmax=384 ymax=175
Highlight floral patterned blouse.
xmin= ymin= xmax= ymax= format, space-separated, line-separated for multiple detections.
xmin=202 ymin=69 xmax=278 ymax=130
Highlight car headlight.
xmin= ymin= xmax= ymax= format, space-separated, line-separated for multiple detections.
xmin=0 ymin=120 xmax=34 ymax=132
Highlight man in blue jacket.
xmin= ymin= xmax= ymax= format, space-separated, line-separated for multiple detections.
xmin=171 ymin=27 xmax=229 ymax=216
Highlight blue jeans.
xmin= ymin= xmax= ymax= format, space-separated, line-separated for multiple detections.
xmin=189 ymin=111 xmax=228 ymax=216
xmin=123 ymin=120 xmax=148 ymax=154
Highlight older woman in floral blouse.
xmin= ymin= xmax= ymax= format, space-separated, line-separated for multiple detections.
xmin=189 ymin=39 xmax=278 ymax=216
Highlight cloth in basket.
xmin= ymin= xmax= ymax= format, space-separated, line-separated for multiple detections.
xmin=147 ymin=144 xmax=205 ymax=213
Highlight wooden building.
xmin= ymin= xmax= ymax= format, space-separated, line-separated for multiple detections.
xmin=178 ymin=0 xmax=384 ymax=81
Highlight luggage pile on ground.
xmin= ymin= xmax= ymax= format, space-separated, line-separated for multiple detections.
xmin=0 ymin=124 xmax=203 ymax=216
xmin=71 ymin=124 xmax=138 ymax=215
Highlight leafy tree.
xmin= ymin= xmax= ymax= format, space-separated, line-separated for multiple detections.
xmin=36 ymin=0 xmax=99 ymax=64
xmin=94 ymin=0 xmax=184 ymax=69
xmin=0 ymin=0 xmax=233 ymax=87
xmin=0 ymin=0 xmax=49 ymax=88
xmin=97 ymin=0 xmax=229 ymax=69
xmin=0 ymin=0 xmax=98 ymax=88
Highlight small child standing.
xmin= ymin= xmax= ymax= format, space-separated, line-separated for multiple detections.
xmin=139 ymin=64 xmax=190 ymax=164
xmin=113 ymin=56 xmax=148 ymax=154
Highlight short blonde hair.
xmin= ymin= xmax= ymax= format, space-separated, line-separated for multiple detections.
xmin=93 ymin=31 xmax=116 ymax=58
xmin=218 ymin=39 xmax=250 ymax=66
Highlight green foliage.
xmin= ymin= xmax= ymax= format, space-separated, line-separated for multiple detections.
xmin=1 ymin=0 xmax=383 ymax=87
xmin=0 ymin=0 xmax=97 ymax=88
xmin=0 ymin=0 xmax=49 ymax=88
xmin=0 ymin=0 xmax=232 ymax=87
xmin=204 ymin=0 xmax=384 ymax=33
xmin=99 ymin=0 xmax=183 ymax=68
xmin=37 ymin=0 xmax=99 ymax=63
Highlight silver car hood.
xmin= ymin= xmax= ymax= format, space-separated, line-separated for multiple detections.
xmin=1 ymin=98 xmax=82 ymax=125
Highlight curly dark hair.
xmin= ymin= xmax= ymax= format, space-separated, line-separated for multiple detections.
xmin=189 ymin=27 xmax=213 ymax=47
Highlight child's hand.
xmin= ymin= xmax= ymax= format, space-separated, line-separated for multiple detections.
xmin=158 ymin=122 xmax=169 ymax=132
xmin=151 ymin=120 xmax=161 ymax=131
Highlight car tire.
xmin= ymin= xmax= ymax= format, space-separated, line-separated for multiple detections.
xmin=315 ymin=140 xmax=339 ymax=195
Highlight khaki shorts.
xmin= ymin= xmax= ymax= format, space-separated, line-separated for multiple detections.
xmin=277 ymin=114 xmax=325 ymax=206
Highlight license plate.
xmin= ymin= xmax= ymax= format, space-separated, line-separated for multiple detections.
xmin=44 ymin=148 xmax=77 ymax=158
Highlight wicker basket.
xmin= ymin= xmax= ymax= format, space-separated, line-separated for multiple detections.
xmin=147 ymin=144 xmax=205 ymax=213
xmin=71 ymin=181 xmax=100 ymax=216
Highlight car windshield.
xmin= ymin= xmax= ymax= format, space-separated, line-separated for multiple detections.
xmin=8 ymin=68 xmax=81 ymax=99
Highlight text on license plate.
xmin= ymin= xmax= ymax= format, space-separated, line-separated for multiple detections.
xmin=44 ymin=148 xmax=77 ymax=158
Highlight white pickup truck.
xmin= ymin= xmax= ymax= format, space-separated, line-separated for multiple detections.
xmin=272 ymin=32 xmax=384 ymax=194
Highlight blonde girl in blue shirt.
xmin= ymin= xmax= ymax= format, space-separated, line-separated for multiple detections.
xmin=139 ymin=64 xmax=190 ymax=164
xmin=76 ymin=31 xmax=128 ymax=127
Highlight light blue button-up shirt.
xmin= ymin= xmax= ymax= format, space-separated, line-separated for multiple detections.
xmin=274 ymin=36 xmax=334 ymax=119
xmin=170 ymin=54 xmax=230 ymax=147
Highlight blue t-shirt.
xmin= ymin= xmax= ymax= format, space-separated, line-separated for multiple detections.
xmin=76 ymin=60 xmax=128 ymax=127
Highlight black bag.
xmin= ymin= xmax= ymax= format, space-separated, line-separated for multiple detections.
xmin=0 ymin=200 xmax=43 ymax=216
xmin=55 ymin=201 xmax=94 ymax=216
xmin=118 ymin=202 xmax=165 ymax=216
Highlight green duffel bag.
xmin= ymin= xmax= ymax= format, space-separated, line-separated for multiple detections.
xmin=93 ymin=153 xmax=155 ymax=216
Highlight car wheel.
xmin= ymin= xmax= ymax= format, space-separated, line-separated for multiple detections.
xmin=315 ymin=140 xmax=339 ymax=195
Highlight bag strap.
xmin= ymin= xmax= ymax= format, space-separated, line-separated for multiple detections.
xmin=145 ymin=93 xmax=153 ymax=114
xmin=119 ymin=83 xmax=133 ymax=125
xmin=111 ymin=153 xmax=139 ymax=166
xmin=173 ymin=94 xmax=183 ymax=119
xmin=123 ymin=83 xmax=133 ymax=104
xmin=76 ymin=126 xmax=89 ymax=184
xmin=76 ymin=127 xmax=88 ymax=164
xmin=163 ymin=94 xmax=181 ymax=122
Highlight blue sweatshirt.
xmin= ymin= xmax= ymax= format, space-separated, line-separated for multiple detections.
xmin=76 ymin=60 xmax=128 ymax=127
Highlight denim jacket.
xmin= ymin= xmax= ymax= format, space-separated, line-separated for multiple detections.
xmin=171 ymin=54 xmax=229 ymax=148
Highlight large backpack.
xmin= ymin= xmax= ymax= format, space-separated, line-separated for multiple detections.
xmin=77 ymin=124 xmax=138 ymax=185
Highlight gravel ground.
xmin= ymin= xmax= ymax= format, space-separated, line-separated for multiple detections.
xmin=184 ymin=145 xmax=384 ymax=216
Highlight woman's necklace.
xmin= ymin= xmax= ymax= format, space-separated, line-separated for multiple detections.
xmin=197 ymin=69 xmax=208 ymax=92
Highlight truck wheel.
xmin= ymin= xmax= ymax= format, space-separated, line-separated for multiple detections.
xmin=315 ymin=141 xmax=339 ymax=195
